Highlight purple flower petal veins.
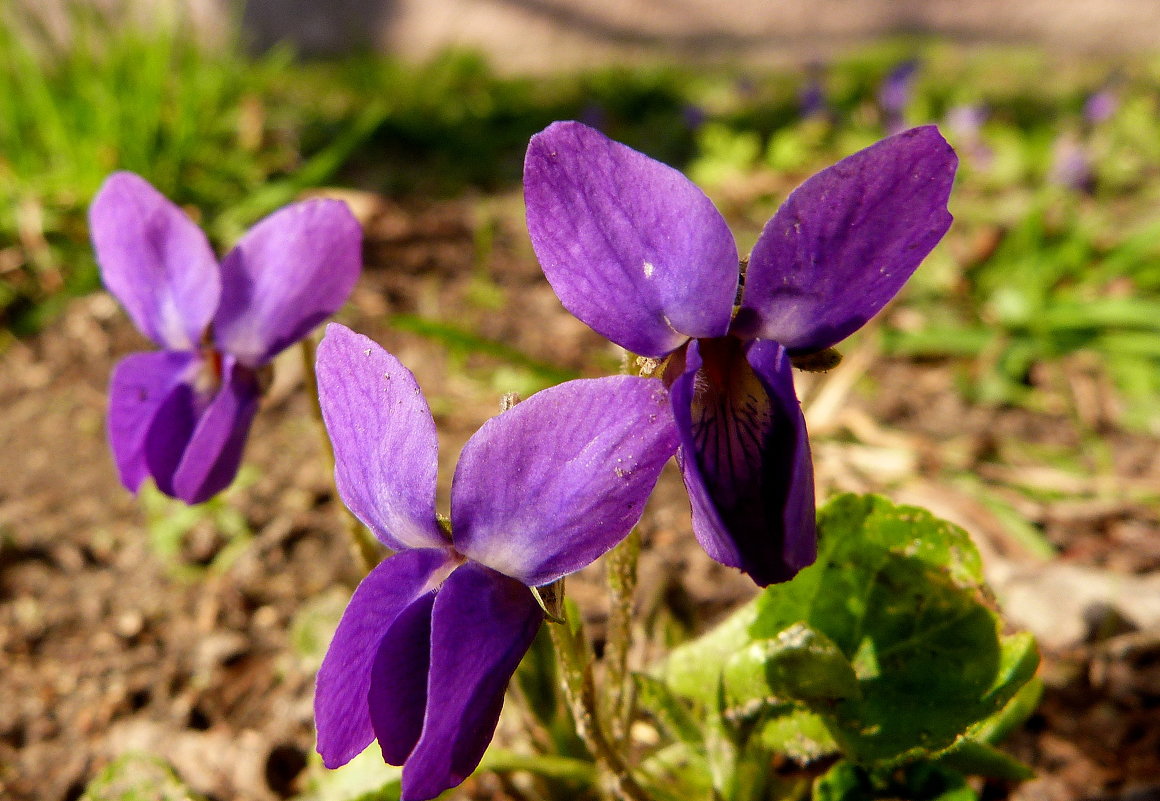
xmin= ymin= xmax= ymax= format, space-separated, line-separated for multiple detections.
xmin=670 ymin=339 xmax=816 ymax=586
xmin=524 ymin=121 xmax=738 ymax=358
xmin=314 ymin=324 xmax=447 ymax=552
xmin=91 ymin=173 xmax=362 ymax=504
xmin=523 ymin=121 xmax=956 ymax=586
xmin=313 ymin=324 xmax=678 ymax=801
xmin=735 ymin=125 xmax=958 ymax=351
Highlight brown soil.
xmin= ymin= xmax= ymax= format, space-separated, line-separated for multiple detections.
xmin=1 ymin=193 xmax=1157 ymax=801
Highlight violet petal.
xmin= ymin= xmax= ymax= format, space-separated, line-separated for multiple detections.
xmin=142 ymin=369 xmax=203 ymax=500
xmin=735 ymin=126 xmax=957 ymax=352
xmin=452 ymin=376 xmax=678 ymax=587
xmin=315 ymin=324 xmax=448 ymax=551
xmin=368 ymin=591 xmax=436 ymax=765
xmin=107 ymin=351 xmax=198 ymax=492
xmin=670 ymin=339 xmax=816 ymax=586
xmin=315 ymin=549 xmax=454 ymax=769
xmin=524 ymin=121 xmax=738 ymax=358
xmin=401 ymin=563 xmax=542 ymax=801
xmin=214 ymin=199 xmax=361 ymax=366
xmin=90 ymin=172 xmax=221 ymax=350
xmin=170 ymin=356 xmax=262 ymax=504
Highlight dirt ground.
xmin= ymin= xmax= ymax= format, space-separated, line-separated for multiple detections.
xmin=1 ymin=193 xmax=1158 ymax=801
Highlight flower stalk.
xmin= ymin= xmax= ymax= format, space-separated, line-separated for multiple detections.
xmin=548 ymin=603 xmax=651 ymax=801
xmin=603 ymin=525 xmax=641 ymax=751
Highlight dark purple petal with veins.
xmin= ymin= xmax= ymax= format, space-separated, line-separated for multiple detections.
xmin=316 ymin=324 xmax=448 ymax=552
xmin=735 ymin=126 xmax=956 ymax=353
xmin=214 ymin=199 xmax=361 ymax=366
xmin=451 ymin=376 xmax=678 ymax=587
xmin=524 ymin=121 xmax=738 ymax=358
xmin=142 ymin=364 xmax=208 ymax=500
xmin=170 ymin=356 xmax=261 ymax=504
xmin=315 ymin=549 xmax=455 ymax=769
xmin=401 ymin=563 xmax=542 ymax=801
xmin=671 ymin=338 xmax=816 ymax=586
xmin=108 ymin=351 xmax=199 ymax=492
xmin=90 ymin=172 xmax=221 ymax=350
xmin=368 ymin=591 xmax=437 ymax=765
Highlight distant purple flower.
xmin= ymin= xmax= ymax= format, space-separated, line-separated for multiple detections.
xmin=524 ymin=121 xmax=956 ymax=585
xmin=1050 ymin=132 xmax=1094 ymax=193
xmin=313 ymin=324 xmax=676 ymax=800
xmin=1083 ymin=88 xmax=1118 ymax=125
xmin=945 ymin=103 xmax=993 ymax=168
xmin=879 ymin=59 xmax=920 ymax=133
xmin=682 ymin=103 xmax=708 ymax=131
xmin=90 ymin=173 xmax=361 ymax=504
xmin=798 ymin=62 xmax=829 ymax=119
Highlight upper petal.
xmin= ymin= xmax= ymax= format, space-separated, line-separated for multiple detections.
xmin=401 ymin=562 xmax=543 ymax=801
xmin=90 ymin=172 xmax=221 ymax=350
xmin=214 ymin=199 xmax=361 ymax=366
xmin=315 ymin=549 xmax=454 ymax=769
xmin=170 ymin=356 xmax=262 ymax=504
xmin=451 ymin=376 xmax=678 ymax=587
xmin=671 ymin=338 xmax=816 ymax=586
xmin=107 ymin=350 xmax=199 ymax=492
xmin=315 ymin=324 xmax=447 ymax=551
xmin=736 ymin=126 xmax=957 ymax=352
xmin=524 ymin=121 xmax=738 ymax=358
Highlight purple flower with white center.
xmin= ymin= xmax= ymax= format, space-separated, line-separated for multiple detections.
xmin=313 ymin=324 xmax=677 ymax=801
xmin=91 ymin=172 xmax=361 ymax=504
xmin=524 ymin=121 xmax=957 ymax=586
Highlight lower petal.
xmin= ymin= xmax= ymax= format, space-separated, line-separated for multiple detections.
xmin=369 ymin=592 xmax=436 ymax=765
xmin=315 ymin=549 xmax=454 ymax=769
xmin=107 ymin=351 xmax=198 ymax=492
xmin=170 ymin=357 xmax=260 ymax=504
xmin=671 ymin=338 xmax=816 ymax=586
xmin=401 ymin=563 xmax=543 ymax=801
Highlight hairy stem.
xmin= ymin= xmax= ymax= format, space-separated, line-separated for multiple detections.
xmin=604 ymin=526 xmax=641 ymax=750
xmin=299 ymin=337 xmax=382 ymax=574
xmin=549 ymin=609 xmax=652 ymax=801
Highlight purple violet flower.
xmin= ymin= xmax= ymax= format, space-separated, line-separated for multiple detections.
xmin=879 ymin=58 xmax=920 ymax=134
xmin=313 ymin=323 xmax=677 ymax=800
xmin=90 ymin=172 xmax=361 ymax=504
xmin=524 ymin=121 xmax=957 ymax=586
xmin=1083 ymin=87 xmax=1119 ymax=126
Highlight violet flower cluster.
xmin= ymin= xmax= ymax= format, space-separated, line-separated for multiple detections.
xmin=91 ymin=173 xmax=360 ymax=504
xmin=93 ymin=116 xmax=956 ymax=801
xmin=524 ymin=121 xmax=957 ymax=585
xmin=312 ymin=324 xmax=677 ymax=799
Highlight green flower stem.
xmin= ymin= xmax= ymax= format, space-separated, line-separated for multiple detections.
xmin=299 ymin=336 xmax=382 ymax=574
xmin=604 ymin=526 xmax=641 ymax=751
xmin=479 ymin=748 xmax=598 ymax=784
xmin=548 ymin=607 xmax=652 ymax=801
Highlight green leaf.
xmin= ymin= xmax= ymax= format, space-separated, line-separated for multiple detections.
xmin=662 ymin=494 xmax=1039 ymax=768
xmin=935 ymin=739 xmax=1034 ymax=782
xmin=969 ymin=676 xmax=1044 ymax=746
xmin=753 ymin=708 xmax=840 ymax=763
xmin=814 ymin=761 xmax=978 ymax=801
xmin=721 ymin=624 xmax=861 ymax=715
xmin=663 ymin=600 xmax=760 ymax=699
xmin=633 ymin=672 xmax=704 ymax=747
